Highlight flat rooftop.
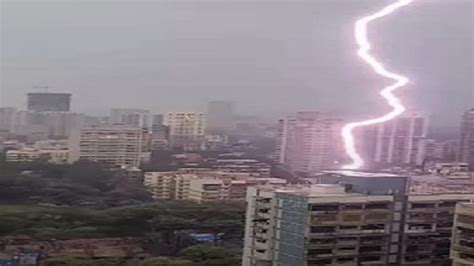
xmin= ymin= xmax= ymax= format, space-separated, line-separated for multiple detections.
xmin=259 ymin=184 xmax=385 ymax=199
xmin=323 ymin=170 xmax=402 ymax=178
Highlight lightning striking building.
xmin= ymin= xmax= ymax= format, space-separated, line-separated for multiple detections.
xmin=274 ymin=112 xmax=341 ymax=172
xmin=357 ymin=112 xmax=429 ymax=169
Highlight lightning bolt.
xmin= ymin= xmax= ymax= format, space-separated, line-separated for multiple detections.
xmin=342 ymin=0 xmax=413 ymax=170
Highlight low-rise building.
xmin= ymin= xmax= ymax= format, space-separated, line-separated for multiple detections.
xmin=144 ymin=170 xmax=286 ymax=203
xmin=451 ymin=202 xmax=474 ymax=266
xmin=6 ymin=148 xmax=68 ymax=164
xmin=212 ymin=158 xmax=271 ymax=177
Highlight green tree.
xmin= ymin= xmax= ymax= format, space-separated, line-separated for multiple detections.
xmin=142 ymin=257 xmax=193 ymax=266
xmin=178 ymin=244 xmax=240 ymax=266
xmin=41 ymin=257 xmax=116 ymax=266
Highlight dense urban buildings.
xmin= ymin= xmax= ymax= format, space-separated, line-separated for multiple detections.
xmin=424 ymin=138 xmax=458 ymax=162
xmin=207 ymin=101 xmax=235 ymax=131
xmin=27 ymin=92 xmax=71 ymax=112
xmin=358 ymin=112 xmax=429 ymax=169
xmin=451 ymin=203 xmax=474 ymax=266
xmin=6 ymin=148 xmax=68 ymax=164
xmin=109 ymin=108 xmax=150 ymax=129
xmin=69 ymin=126 xmax=143 ymax=167
xmin=0 ymin=104 xmax=85 ymax=139
xmin=243 ymin=171 xmax=474 ymax=266
xmin=459 ymin=108 xmax=474 ymax=170
xmin=274 ymin=111 xmax=341 ymax=172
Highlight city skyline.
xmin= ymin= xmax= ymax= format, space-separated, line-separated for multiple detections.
xmin=1 ymin=0 xmax=472 ymax=126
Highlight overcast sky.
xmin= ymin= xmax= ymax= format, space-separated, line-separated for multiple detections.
xmin=1 ymin=0 xmax=472 ymax=126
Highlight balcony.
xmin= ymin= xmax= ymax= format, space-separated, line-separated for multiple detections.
xmin=310 ymin=214 xmax=338 ymax=225
xmin=310 ymin=226 xmax=336 ymax=236
xmin=405 ymin=224 xmax=434 ymax=233
xmin=307 ymin=248 xmax=334 ymax=259
xmin=309 ymin=205 xmax=339 ymax=214
xmin=338 ymin=237 xmax=358 ymax=246
xmin=336 ymin=247 xmax=358 ymax=256
xmin=307 ymin=237 xmax=337 ymax=248
xmin=360 ymin=236 xmax=387 ymax=245
xmin=454 ymin=244 xmax=474 ymax=255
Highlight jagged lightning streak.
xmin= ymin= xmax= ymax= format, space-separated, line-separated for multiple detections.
xmin=342 ymin=0 xmax=413 ymax=170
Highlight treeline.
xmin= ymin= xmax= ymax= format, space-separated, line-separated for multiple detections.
xmin=0 ymin=154 xmax=151 ymax=206
xmin=0 ymin=201 xmax=244 ymax=239
xmin=41 ymin=245 xmax=240 ymax=266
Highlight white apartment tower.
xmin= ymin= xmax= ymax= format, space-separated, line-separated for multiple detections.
xmin=0 ymin=107 xmax=17 ymax=133
xmin=274 ymin=112 xmax=340 ymax=172
xmin=163 ymin=112 xmax=206 ymax=146
xmin=206 ymin=101 xmax=235 ymax=131
xmin=69 ymin=126 xmax=143 ymax=167
xmin=359 ymin=112 xmax=429 ymax=168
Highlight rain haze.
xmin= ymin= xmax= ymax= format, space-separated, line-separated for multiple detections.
xmin=1 ymin=0 xmax=473 ymax=126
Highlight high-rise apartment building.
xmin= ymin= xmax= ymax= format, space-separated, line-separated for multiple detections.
xmin=243 ymin=171 xmax=474 ymax=266
xmin=27 ymin=92 xmax=71 ymax=112
xmin=274 ymin=112 xmax=341 ymax=172
xmin=44 ymin=112 xmax=84 ymax=138
xmin=110 ymin=109 xmax=150 ymax=129
xmin=459 ymin=108 xmax=474 ymax=170
xmin=69 ymin=126 xmax=142 ymax=167
xmin=152 ymin=114 xmax=164 ymax=126
xmin=358 ymin=112 xmax=429 ymax=168
xmin=402 ymin=194 xmax=473 ymax=265
xmin=243 ymin=183 xmax=402 ymax=266
xmin=451 ymin=203 xmax=474 ymax=266
xmin=207 ymin=101 xmax=235 ymax=131
xmin=0 ymin=107 xmax=17 ymax=132
xmin=163 ymin=112 xmax=206 ymax=146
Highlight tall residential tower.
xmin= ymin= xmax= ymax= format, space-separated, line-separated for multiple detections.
xmin=459 ymin=108 xmax=474 ymax=170
xmin=274 ymin=112 xmax=341 ymax=172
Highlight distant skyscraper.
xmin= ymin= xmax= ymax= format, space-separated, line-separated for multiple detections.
xmin=206 ymin=101 xmax=235 ymax=131
xmin=110 ymin=109 xmax=150 ymax=129
xmin=69 ymin=126 xmax=143 ymax=167
xmin=163 ymin=112 xmax=206 ymax=147
xmin=359 ymin=112 xmax=429 ymax=168
xmin=44 ymin=112 xmax=84 ymax=138
xmin=152 ymin=114 xmax=164 ymax=126
xmin=0 ymin=107 xmax=17 ymax=132
xmin=459 ymin=108 xmax=474 ymax=170
xmin=151 ymin=115 xmax=170 ymax=150
xmin=274 ymin=112 xmax=341 ymax=172
xmin=27 ymin=93 xmax=71 ymax=112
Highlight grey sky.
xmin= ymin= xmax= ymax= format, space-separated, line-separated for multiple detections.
xmin=1 ymin=0 xmax=472 ymax=126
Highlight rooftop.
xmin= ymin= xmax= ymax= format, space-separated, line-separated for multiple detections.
xmin=259 ymin=184 xmax=363 ymax=198
xmin=323 ymin=170 xmax=402 ymax=178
